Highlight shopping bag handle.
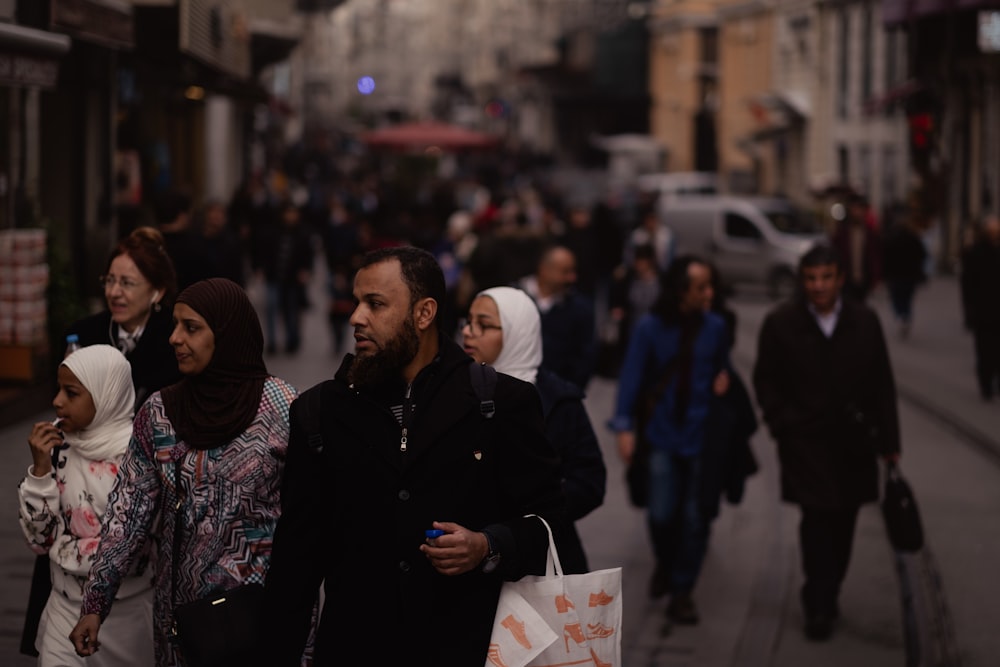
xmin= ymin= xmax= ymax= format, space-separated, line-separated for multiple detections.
xmin=524 ymin=514 xmax=564 ymax=578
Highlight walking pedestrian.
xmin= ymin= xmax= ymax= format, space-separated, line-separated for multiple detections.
xmin=462 ymin=285 xmax=607 ymax=573
xmin=70 ymin=278 xmax=300 ymax=666
xmin=753 ymin=243 xmax=901 ymax=641
xmin=66 ymin=226 xmax=182 ymax=409
xmin=830 ymin=195 xmax=881 ymax=301
xmin=258 ymin=201 xmax=314 ymax=355
xmin=18 ymin=346 xmax=153 ymax=666
xmin=21 ymin=228 xmax=182 ymax=660
xmin=882 ymin=217 xmax=928 ymax=338
xmin=518 ymin=244 xmax=597 ymax=390
xmin=262 ymin=246 xmax=565 ymax=666
xmin=609 ymin=255 xmax=731 ymax=625
xmin=960 ymin=215 xmax=1000 ymax=400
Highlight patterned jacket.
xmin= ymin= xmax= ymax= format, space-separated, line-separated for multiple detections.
xmin=81 ymin=376 xmax=297 ymax=667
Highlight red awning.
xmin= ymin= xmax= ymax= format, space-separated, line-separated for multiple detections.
xmin=360 ymin=121 xmax=501 ymax=152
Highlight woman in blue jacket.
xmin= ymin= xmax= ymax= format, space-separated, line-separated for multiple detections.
xmin=609 ymin=255 xmax=729 ymax=625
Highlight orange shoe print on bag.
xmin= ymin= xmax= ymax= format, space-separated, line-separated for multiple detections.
xmin=586 ymin=622 xmax=615 ymax=639
xmin=500 ymin=614 xmax=531 ymax=649
xmin=563 ymin=622 xmax=586 ymax=652
xmin=555 ymin=594 xmax=575 ymax=613
xmin=590 ymin=647 xmax=612 ymax=667
xmin=589 ymin=589 xmax=614 ymax=607
xmin=486 ymin=643 xmax=509 ymax=667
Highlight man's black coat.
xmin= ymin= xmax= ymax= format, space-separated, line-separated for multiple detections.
xmin=264 ymin=337 xmax=565 ymax=666
xmin=753 ymin=297 xmax=900 ymax=508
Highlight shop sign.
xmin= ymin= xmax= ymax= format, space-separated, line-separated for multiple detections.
xmin=50 ymin=0 xmax=135 ymax=50
xmin=0 ymin=51 xmax=60 ymax=89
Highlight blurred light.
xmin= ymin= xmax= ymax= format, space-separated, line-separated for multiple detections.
xmin=424 ymin=146 xmax=442 ymax=157
xmin=830 ymin=203 xmax=846 ymax=221
xmin=357 ymin=76 xmax=376 ymax=95
xmin=184 ymin=86 xmax=205 ymax=101
xmin=485 ymin=99 xmax=507 ymax=118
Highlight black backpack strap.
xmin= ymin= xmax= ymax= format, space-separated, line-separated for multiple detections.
xmin=296 ymin=382 xmax=329 ymax=452
xmin=469 ymin=362 xmax=497 ymax=419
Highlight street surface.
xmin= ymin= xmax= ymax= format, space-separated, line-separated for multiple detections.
xmin=1 ymin=271 xmax=997 ymax=666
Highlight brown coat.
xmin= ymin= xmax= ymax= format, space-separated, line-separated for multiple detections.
xmin=752 ymin=297 xmax=900 ymax=508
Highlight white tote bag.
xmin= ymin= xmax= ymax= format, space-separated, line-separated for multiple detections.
xmin=485 ymin=515 xmax=623 ymax=667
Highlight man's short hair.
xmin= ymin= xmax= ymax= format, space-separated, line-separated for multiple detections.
xmin=799 ymin=243 xmax=844 ymax=274
xmin=359 ymin=245 xmax=446 ymax=326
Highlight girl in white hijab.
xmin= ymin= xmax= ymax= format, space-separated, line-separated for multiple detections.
xmin=462 ymin=287 xmax=607 ymax=573
xmin=18 ymin=345 xmax=154 ymax=666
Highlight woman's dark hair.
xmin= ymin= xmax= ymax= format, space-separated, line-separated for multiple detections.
xmin=106 ymin=226 xmax=178 ymax=303
xmin=651 ymin=254 xmax=708 ymax=324
xmin=359 ymin=245 xmax=447 ymax=328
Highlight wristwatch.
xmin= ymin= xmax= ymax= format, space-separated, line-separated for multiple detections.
xmin=480 ymin=529 xmax=501 ymax=573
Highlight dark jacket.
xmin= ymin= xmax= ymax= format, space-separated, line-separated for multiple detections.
xmin=537 ymin=291 xmax=597 ymax=390
xmin=535 ymin=368 xmax=606 ymax=573
xmin=752 ymin=297 xmax=900 ymax=508
xmin=960 ymin=240 xmax=1000 ymax=330
xmin=882 ymin=226 xmax=927 ymax=285
xmin=66 ymin=308 xmax=181 ymax=408
xmin=701 ymin=369 xmax=758 ymax=520
xmin=264 ymin=337 xmax=565 ymax=667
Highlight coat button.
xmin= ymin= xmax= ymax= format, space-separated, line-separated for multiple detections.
xmin=398 ymin=489 xmax=410 ymax=501
xmin=399 ymin=560 xmax=411 ymax=572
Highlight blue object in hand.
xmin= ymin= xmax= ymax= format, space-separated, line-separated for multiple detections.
xmin=425 ymin=529 xmax=445 ymax=539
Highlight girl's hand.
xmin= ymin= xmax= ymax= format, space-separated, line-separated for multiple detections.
xmin=27 ymin=421 xmax=63 ymax=476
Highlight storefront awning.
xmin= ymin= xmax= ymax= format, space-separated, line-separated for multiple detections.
xmin=0 ymin=24 xmax=71 ymax=89
xmin=50 ymin=0 xmax=135 ymax=49
xmin=745 ymin=90 xmax=809 ymax=141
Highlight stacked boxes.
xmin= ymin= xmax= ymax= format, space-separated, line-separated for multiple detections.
xmin=0 ymin=229 xmax=49 ymax=380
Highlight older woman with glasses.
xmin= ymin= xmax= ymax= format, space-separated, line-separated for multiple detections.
xmin=462 ymin=286 xmax=606 ymax=573
xmin=65 ymin=227 xmax=182 ymax=409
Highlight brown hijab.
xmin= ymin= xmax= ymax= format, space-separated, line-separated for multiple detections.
xmin=161 ymin=278 xmax=268 ymax=450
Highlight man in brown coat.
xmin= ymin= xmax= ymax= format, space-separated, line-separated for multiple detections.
xmin=752 ymin=243 xmax=900 ymax=641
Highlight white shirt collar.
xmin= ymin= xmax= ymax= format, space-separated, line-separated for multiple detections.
xmin=807 ymin=297 xmax=842 ymax=338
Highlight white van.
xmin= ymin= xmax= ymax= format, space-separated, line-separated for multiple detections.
xmin=637 ymin=171 xmax=719 ymax=205
xmin=662 ymin=195 xmax=825 ymax=298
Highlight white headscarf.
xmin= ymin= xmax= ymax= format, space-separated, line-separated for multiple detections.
xmin=61 ymin=345 xmax=135 ymax=461
xmin=478 ymin=286 xmax=543 ymax=385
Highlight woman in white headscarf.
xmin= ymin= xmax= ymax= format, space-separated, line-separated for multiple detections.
xmin=462 ymin=286 xmax=607 ymax=573
xmin=18 ymin=345 xmax=153 ymax=666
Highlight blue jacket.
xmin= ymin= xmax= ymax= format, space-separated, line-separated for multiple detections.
xmin=610 ymin=311 xmax=729 ymax=457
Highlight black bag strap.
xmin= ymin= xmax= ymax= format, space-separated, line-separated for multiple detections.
xmin=170 ymin=456 xmax=185 ymax=621
xmin=296 ymin=383 xmax=329 ymax=452
xmin=469 ymin=362 xmax=497 ymax=419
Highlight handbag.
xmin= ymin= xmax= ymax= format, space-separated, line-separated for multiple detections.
xmin=169 ymin=458 xmax=265 ymax=667
xmin=486 ymin=515 xmax=622 ymax=667
xmin=881 ymin=462 xmax=924 ymax=552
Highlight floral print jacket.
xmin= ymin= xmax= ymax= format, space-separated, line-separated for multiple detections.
xmin=18 ymin=446 xmax=153 ymax=602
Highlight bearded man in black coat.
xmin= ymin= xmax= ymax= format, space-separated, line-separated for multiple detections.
xmin=263 ymin=246 xmax=566 ymax=666
xmin=753 ymin=243 xmax=901 ymax=642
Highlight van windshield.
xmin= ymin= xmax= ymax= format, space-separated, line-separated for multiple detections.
xmin=764 ymin=206 xmax=823 ymax=235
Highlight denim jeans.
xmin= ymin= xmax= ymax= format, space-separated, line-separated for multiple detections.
xmin=647 ymin=449 xmax=709 ymax=594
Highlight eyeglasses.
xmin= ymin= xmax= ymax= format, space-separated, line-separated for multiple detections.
xmin=460 ymin=318 xmax=502 ymax=337
xmin=99 ymin=275 xmax=146 ymax=291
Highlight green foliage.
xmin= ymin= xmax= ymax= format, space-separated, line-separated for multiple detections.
xmin=42 ymin=219 xmax=88 ymax=372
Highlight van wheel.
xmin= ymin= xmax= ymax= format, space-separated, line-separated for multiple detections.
xmin=768 ymin=269 xmax=797 ymax=300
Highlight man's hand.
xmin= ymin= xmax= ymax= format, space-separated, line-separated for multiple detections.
xmin=70 ymin=613 xmax=102 ymax=656
xmin=419 ymin=521 xmax=489 ymax=575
